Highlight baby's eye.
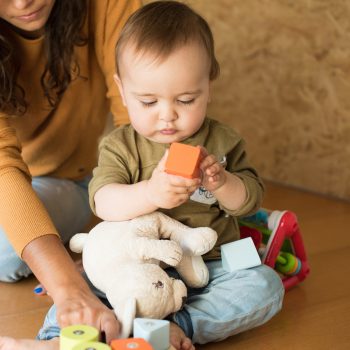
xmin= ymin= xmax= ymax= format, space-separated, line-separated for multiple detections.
xmin=178 ymin=98 xmax=195 ymax=105
xmin=141 ymin=100 xmax=157 ymax=107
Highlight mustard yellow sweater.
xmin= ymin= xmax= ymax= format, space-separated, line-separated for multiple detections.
xmin=0 ymin=0 xmax=140 ymax=255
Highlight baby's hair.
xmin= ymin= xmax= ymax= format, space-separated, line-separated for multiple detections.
xmin=115 ymin=0 xmax=220 ymax=80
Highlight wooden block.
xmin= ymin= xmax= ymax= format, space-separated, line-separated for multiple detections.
xmin=110 ymin=338 xmax=153 ymax=350
xmin=72 ymin=341 xmax=111 ymax=349
xmin=133 ymin=318 xmax=169 ymax=350
xmin=60 ymin=325 xmax=99 ymax=350
xmin=165 ymin=143 xmax=201 ymax=178
xmin=221 ymin=237 xmax=261 ymax=272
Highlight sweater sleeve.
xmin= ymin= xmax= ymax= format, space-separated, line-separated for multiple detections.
xmin=0 ymin=117 xmax=59 ymax=256
xmin=220 ymin=137 xmax=265 ymax=217
xmin=92 ymin=0 xmax=141 ymax=126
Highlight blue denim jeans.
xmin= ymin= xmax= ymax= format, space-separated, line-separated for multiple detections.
xmin=37 ymin=261 xmax=284 ymax=344
xmin=0 ymin=176 xmax=92 ymax=282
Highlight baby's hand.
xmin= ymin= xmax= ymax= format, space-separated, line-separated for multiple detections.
xmin=199 ymin=147 xmax=226 ymax=192
xmin=146 ymin=150 xmax=201 ymax=209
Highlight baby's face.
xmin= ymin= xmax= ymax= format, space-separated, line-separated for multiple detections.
xmin=115 ymin=42 xmax=211 ymax=143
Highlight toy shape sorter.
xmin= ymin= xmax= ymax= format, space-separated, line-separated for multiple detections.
xmin=239 ymin=209 xmax=310 ymax=291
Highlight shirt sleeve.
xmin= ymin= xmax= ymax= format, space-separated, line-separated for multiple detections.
xmin=89 ymin=130 xmax=135 ymax=214
xmin=92 ymin=0 xmax=141 ymax=126
xmin=219 ymin=136 xmax=265 ymax=217
xmin=0 ymin=117 xmax=59 ymax=256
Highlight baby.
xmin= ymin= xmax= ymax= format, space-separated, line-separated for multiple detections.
xmin=0 ymin=2 xmax=284 ymax=350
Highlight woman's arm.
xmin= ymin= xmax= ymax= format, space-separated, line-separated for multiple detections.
xmin=0 ymin=121 xmax=120 ymax=342
xmin=22 ymin=235 xmax=120 ymax=344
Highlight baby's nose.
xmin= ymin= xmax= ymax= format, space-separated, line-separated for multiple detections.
xmin=160 ymin=105 xmax=178 ymax=122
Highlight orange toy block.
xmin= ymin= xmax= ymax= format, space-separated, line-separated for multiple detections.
xmin=165 ymin=143 xmax=201 ymax=179
xmin=110 ymin=338 xmax=153 ymax=350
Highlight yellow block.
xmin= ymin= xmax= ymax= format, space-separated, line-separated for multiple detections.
xmin=72 ymin=341 xmax=111 ymax=350
xmin=60 ymin=325 xmax=99 ymax=350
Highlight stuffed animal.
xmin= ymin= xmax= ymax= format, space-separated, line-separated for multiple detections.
xmin=69 ymin=211 xmax=217 ymax=338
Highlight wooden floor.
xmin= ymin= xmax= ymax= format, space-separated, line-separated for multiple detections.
xmin=1 ymin=182 xmax=350 ymax=349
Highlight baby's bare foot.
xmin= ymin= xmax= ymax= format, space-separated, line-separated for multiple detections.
xmin=0 ymin=336 xmax=58 ymax=350
xmin=170 ymin=322 xmax=195 ymax=350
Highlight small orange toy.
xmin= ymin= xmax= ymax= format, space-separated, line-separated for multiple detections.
xmin=165 ymin=143 xmax=201 ymax=179
xmin=110 ymin=338 xmax=153 ymax=350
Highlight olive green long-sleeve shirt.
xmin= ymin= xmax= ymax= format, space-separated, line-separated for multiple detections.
xmin=89 ymin=118 xmax=264 ymax=260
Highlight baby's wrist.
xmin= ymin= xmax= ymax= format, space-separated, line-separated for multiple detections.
xmin=144 ymin=180 xmax=159 ymax=210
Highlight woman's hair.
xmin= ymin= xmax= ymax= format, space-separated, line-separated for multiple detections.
xmin=115 ymin=0 xmax=220 ymax=81
xmin=0 ymin=0 xmax=87 ymax=116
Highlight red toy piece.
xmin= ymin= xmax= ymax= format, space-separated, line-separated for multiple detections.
xmin=239 ymin=226 xmax=262 ymax=250
xmin=165 ymin=142 xmax=201 ymax=179
xmin=262 ymin=210 xmax=310 ymax=291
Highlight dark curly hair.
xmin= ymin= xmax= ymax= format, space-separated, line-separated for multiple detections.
xmin=0 ymin=0 xmax=87 ymax=116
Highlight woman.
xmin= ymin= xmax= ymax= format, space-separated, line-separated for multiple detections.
xmin=0 ymin=0 xmax=139 ymax=343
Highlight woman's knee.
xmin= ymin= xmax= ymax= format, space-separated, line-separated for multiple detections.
xmin=0 ymin=251 xmax=31 ymax=282
xmin=32 ymin=176 xmax=92 ymax=243
xmin=0 ymin=229 xmax=31 ymax=282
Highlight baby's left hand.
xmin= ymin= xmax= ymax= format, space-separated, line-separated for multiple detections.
xmin=199 ymin=147 xmax=226 ymax=192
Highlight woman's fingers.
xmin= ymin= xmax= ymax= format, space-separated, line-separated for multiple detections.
xmin=100 ymin=313 xmax=121 ymax=344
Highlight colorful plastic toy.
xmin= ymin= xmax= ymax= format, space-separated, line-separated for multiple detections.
xmin=239 ymin=209 xmax=310 ymax=291
xmin=110 ymin=338 xmax=153 ymax=350
xmin=165 ymin=142 xmax=201 ymax=178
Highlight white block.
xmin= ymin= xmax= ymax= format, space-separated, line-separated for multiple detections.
xmin=221 ymin=237 xmax=261 ymax=272
xmin=133 ymin=318 xmax=169 ymax=350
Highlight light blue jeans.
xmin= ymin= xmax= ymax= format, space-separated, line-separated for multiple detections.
xmin=37 ymin=261 xmax=284 ymax=344
xmin=0 ymin=176 xmax=92 ymax=283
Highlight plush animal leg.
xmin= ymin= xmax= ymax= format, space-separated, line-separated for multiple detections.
xmin=132 ymin=236 xmax=183 ymax=267
xmin=106 ymin=291 xmax=136 ymax=339
xmin=175 ymin=255 xmax=210 ymax=288
xmin=151 ymin=212 xmax=217 ymax=256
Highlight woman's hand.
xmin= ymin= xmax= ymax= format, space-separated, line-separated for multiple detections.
xmin=22 ymin=235 xmax=120 ymax=344
xmin=55 ymin=286 xmax=119 ymax=344
xmin=146 ymin=150 xmax=201 ymax=209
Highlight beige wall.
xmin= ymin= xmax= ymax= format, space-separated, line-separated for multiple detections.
xmin=144 ymin=1 xmax=350 ymax=201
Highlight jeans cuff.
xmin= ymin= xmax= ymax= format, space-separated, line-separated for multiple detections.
xmin=172 ymin=309 xmax=194 ymax=340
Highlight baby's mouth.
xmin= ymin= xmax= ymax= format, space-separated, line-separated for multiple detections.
xmin=160 ymin=128 xmax=177 ymax=135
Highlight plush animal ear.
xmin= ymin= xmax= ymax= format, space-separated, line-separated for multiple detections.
xmin=69 ymin=233 xmax=88 ymax=253
xmin=112 ymin=297 xmax=137 ymax=339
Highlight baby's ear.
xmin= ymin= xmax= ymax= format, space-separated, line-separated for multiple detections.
xmin=113 ymin=74 xmax=126 ymax=106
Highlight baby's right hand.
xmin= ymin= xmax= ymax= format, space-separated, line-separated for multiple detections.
xmin=146 ymin=150 xmax=201 ymax=209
